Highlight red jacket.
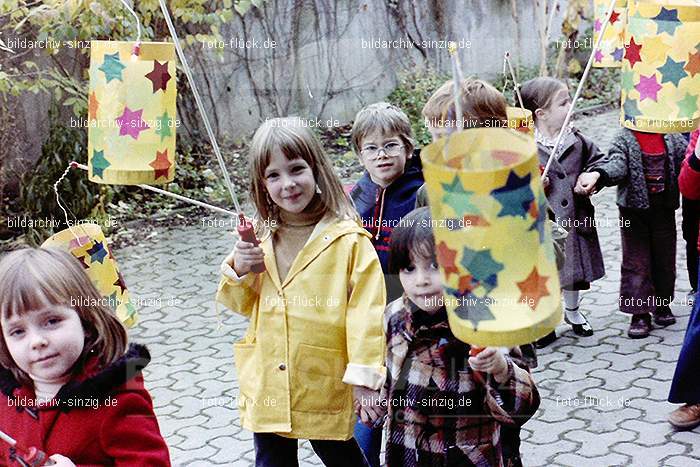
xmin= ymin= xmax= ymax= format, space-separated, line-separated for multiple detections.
xmin=0 ymin=344 xmax=170 ymax=467
xmin=679 ymin=130 xmax=700 ymax=252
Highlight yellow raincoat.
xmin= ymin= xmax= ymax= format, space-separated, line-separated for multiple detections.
xmin=216 ymin=215 xmax=387 ymax=440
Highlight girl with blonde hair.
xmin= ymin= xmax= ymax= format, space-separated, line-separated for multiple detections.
xmin=217 ymin=117 xmax=386 ymax=466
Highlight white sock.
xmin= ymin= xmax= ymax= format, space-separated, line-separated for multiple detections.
xmin=563 ymin=290 xmax=587 ymax=325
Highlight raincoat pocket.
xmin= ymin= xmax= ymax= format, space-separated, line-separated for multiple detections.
xmin=233 ymin=342 xmax=259 ymax=408
xmin=292 ymin=343 xmax=348 ymax=414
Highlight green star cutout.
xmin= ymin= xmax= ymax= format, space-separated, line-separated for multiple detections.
xmin=98 ymin=52 xmax=126 ymax=83
xmin=91 ymin=149 xmax=110 ymax=178
xmin=621 ymin=70 xmax=636 ymax=91
xmin=678 ymin=94 xmax=698 ymax=120
xmin=155 ymin=111 xmax=173 ymax=142
xmin=624 ymin=97 xmax=642 ymax=120
xmin=440 ymin=176 xmax=480 ymax=217
xmin=626 ymin=10 xmax=649 ymax=37
xmin=460 ymin=247 xmax=504 ymax=289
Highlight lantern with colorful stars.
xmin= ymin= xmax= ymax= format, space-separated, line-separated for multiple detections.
xmin=419 ymin=128 xmax=562 ymax=347
xmin=506 ymin=107 xmax=535 ymax=136
xmin=88 ymin=41 xmax=177 ymax=184
xmin=593 ymin=0 xmax=628 ymax=68
xmin=620 ymin=1 xmax=700 ymax=133
xmin=42 ymin=223 xmax=138 ymax=327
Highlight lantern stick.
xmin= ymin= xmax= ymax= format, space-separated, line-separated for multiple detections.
xmin=117 ymin=0 xmax=142 ymax=56
xmin=54 ymin=162 xmax=86 ymax=245
xmin=69 ymin=162 xmax=238 ymax=217
xmin=448 ymin=42 xmax=465 ymax=131
xmin=540 ymin=0 xmax=616 ymax=181
xmin=504 ymin=52 xmax=525 ymax=110
xmin=157 ymin=0 xmax=242 ymax=215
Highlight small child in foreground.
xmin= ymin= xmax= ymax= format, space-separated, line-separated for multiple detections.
xmin=381 ymin=207 xmax=540 ymax=466
xmin=0 ymin=248 xmax=171 ymax=466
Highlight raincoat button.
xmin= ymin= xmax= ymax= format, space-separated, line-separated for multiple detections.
xmin=278 ymin=363 xmax=287 ymax=371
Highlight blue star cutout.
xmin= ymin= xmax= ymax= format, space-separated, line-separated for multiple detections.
xmin=624 ymin=97 xmax=642 ymax=121
xmin=653 ymin=7 xmax=681 ymax=36
xmin=108 ymin=292 xmax=119 ymax=310
xmin=441 ymin=176 xmax=480 ymax=217
xmin=612 ymin=47 xmax=624 ymax=62
xmin=98 ymin=52 xmax=126 ymax=83
xmin=91 ymin=149 xmax=110 ymax=178
xmin=491 ymin=171 xmax=534 ymax=219
xmin=658 ymin=56 xmax=687 ymax=87
xmin=460 ymin=247 xmax=504 ymax=290
xmin=87 ymin=241 xmax=108 ymax=264
xmin=447 ymin=291 xmax=496 ymax=330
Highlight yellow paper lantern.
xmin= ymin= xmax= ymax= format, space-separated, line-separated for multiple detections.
xmin=593 ymin=0 xmax=628 ymax=68
xmin=506 ymin=107 xmax=535 ymax=136
xmin=42 ymin=224 xmax=137 ymax=327
xmin=88 ymin=41 xmax=177 ymax=185
xmin=620 ymin=1 xmax=700 ymax=133
xmin=419 ymin=128 xmax=562 ymax=347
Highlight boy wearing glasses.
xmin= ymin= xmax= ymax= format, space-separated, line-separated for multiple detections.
xmin=349 ymin=102 xmax=424 ymax=467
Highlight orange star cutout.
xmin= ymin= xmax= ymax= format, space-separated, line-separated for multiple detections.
xmin=437 ymin=241 xmax=460 ymax=278
xmin=516 ymin=267 xmax=550 ymax=310
xmin=685 ymin=50 xmax=700 ymax=78
xmin=528 ymin=199 xmax=539 ymax=219
xmin=609 ymin=10 xmax=620 ymax=25
xmin=492 ymin=150 xmax=521 ymax=166
xmin=88 ymin=92 xmax=99 ymax=121
xmin=463 ymin=215 xmax=490 ymax=227
xmin=149 ymin=149 xmax=172 ymax=180
xmin=457 ymin=274 xmax=476 ymax=295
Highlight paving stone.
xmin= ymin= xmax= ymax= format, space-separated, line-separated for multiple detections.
xmin=612 ymin=442 xmax=686 ymax=467
xmin=563 ymin=429 xmax=636 ymax=457
xmin=553 ymin=452 xmax=632 ymax=467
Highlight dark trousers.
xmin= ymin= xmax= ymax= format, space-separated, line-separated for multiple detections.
xmin=669 ymin=263 xmax=700 ymax=404
xmin=682 ymin=197 xmax=700 ymax=290
xmin=353 ymin=420 xmax=382 ymax=467
xmin=619 ymin=197 xmax=677 ymax=315
xmin=253 ymin=432 xmax=368 ymax=467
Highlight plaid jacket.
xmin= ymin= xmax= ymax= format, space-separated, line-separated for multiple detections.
xmin=382 ymin=297 xmax=540 ymax=467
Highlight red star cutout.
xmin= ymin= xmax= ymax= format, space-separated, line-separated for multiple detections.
xmin=113 ymin=272 xmax=127 ymax=294
xmin=625 ymin=37 xmax=643 ymax=68
xmin=516 ymin=267 xmax=550 ymax=310
xmin=609 ymin=10 xmax=620 ymax=25
xmin=149 ymin=149 xmax=172 ymax=180
xmin=145 ymin=61 xmax=171 ymax=93
xmin=75 ymin=255 xmax=90 ymax=270
xmin=88 ymin=91 xmax=99 ymax=121
xmin=463 ymin=215 xmax=490 ymax=227
xmin=457 ymin=274 xmax=476 ymax=295
xmin=437 ymin=241 xmax=460 ymax=278
xmin=492 ymin=150 xmax=521 ymax=166
xmin=685 ymin=50 xmax=700 ymax=78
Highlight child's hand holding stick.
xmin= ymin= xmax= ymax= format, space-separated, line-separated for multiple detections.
xmin=468 ymin=346 xmax=509 ymax=384
xmin=225 ymin=240 xmax=265 ymax=276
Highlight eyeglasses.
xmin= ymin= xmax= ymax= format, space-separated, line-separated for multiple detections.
xmin=360 ymin=142 xmax=405 ymax=159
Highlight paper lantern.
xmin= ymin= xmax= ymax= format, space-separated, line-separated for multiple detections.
xmin=620 ymin=1 xmax=700 ymax=133
xmin=506 ymin=107 xmax=534 ymax=136
xmin=593 ymin=0 xmax=628 ymax=68
xmin=419 ymin=128 xmax=562 ymax=347
xmin=42 ymin=223 xmax=138 ymax=327
xmin=88 ymin=41 xmax=177 ymax=185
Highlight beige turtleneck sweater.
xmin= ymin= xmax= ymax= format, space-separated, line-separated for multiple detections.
xmin=274 ymin=196 xmax=326 ymax=283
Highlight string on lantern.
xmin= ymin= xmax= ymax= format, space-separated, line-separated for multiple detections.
xmin=540 ymin=0 xmax=618 ymax=181
xmin=117 ymin=0 xmax=142 ymax=57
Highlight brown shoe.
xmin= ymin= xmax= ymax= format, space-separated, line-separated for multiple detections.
xmin=653 ymin=306 xmax=677 ymax=326
xmin=628 ymin=313 xmax=652 ymax=339
xmin=669 ymin=404 xmax=700 ymax=430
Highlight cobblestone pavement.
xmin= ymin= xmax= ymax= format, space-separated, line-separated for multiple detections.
xmin=119 ymin=110 xmax=700 ymax=466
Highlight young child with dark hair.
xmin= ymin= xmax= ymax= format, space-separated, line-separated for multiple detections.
xmin=381 ymin=207 xmax=540 ymax=467
xmin=520 ymin=76 xmax=608 ymax=341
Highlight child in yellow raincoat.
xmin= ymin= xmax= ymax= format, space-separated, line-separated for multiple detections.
xmin=216 ymin=117 xmax=386 ymax=466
